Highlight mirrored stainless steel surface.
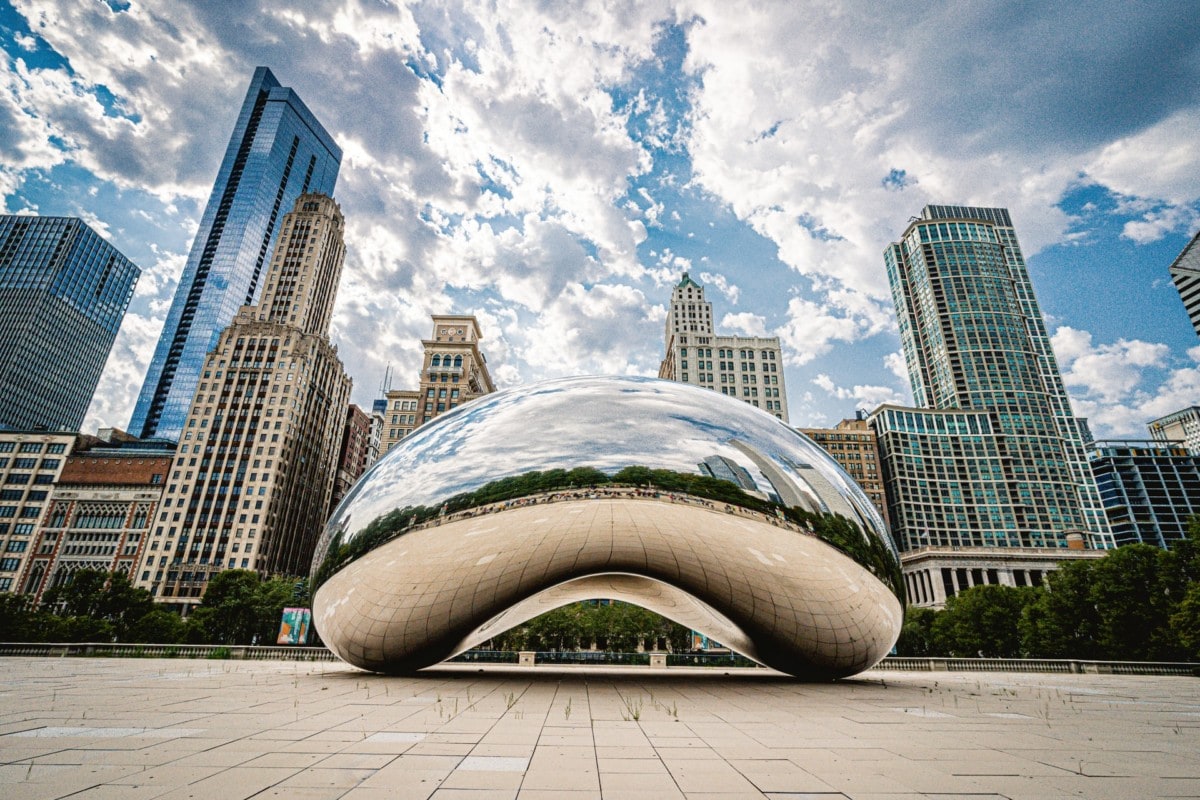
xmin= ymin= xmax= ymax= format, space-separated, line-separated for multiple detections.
xmin=312 ymin=376 xmax=904 ymax=679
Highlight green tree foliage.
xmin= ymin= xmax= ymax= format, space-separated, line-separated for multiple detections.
xmin=895 ymin=607 xmax=939 ymax=656
xmin=1020 ymin=559 xmax=1102 ymax=659
xmin=41 ymin=569 xmax=155 ymax=641
xmin=189 ymin=570 xmax=295 ymax=645
xmin=1170 ymin=583 xmax=1200 ymax=661
xmin=1089 ymin=544 xmax=1185 ymax=660
xmin=930 ymin=585 xmax=1038 ymax=658
xmin=493 ymin=601 xmax=691 ymax=652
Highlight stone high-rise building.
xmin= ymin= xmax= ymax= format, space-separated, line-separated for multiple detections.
xmin=330 ymin=403 xmax=372 ymax=513
xmin=21 ymin=435 xmax=173 ymax=602
xmin=378 ymin=316 xmax=496 ymax=457
xmin=130 ymin=67 xmax=341 ymax=441
xmin=659 ymin=273 xmax=789 ymax=421
xmin=1168 ymin=230 xmax=1200 ymax=337
xmin=136 ymin=194 xmax=351 ymax=611
xmin=0 ymin=430 xmax=80 ymax=592
xmin=0 ymin=215 xmax=139 ymax=431
xmin=798 ymin=415 xmax=889 ymax=527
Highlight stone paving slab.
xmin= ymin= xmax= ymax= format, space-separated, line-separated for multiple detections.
xmin=0 ymin=658 xmax=1197 ymax=799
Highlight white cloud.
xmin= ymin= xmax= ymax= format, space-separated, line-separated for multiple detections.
xmin=699 ymin=271 xmax=739 ymax=304
xmin=811 ymin=373 xmax=905 ymax=411
xmin=1051 ymin=326 xmax=1196 ymax=437
xmin=721 ymin=311 xmax=766 ymax=337
xmin=775 ymin=297 xmax=868 ymax=366
xmin=1052 ymin=326 xmax=1169 ymax=403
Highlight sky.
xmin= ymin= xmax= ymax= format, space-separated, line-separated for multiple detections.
xmin=1 ymin=0 xmax=1198 ymax=440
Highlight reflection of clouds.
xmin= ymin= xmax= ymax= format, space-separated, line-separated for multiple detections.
xmin=316 ymin=376 xmax=898 ymax=569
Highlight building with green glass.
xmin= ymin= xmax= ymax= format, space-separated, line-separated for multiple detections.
xmin=872 ymin=206 xmax=1112 ymax=602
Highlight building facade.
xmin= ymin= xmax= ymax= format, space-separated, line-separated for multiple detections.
xmin=1088 ymin=440 xmax=1200 ymax=549
xmin=0 ymin=430 xmax=80 ymax=592
xmin=798 ymin=414 xmax=889 ymax=527
xmin=130 ymin=67 xmax=341 ymax=441
xmin=658 ymin=273 xmax=789 ymax=421
xmin=378 ymin=316 xmax=496 ymax=457
xmin=1149 ymin=406 xmax=1200 ymax=455
xmin=135 ymin=194 xmax=351 ymax=611
xmin=0 ymin=215 xmax=139 ymax=431
xmin=879 ymin=205 xmax=1111 ymax=550
xmin=330 ymin=403 xmax=372 ymax=513
xmin=1168 ymin=229 xmax=1200 ymax=337
xmin=21 ymin=437 xmax=173 ymax=602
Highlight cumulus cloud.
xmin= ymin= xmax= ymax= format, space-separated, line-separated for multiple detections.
xmin=1050 ymin=326 xmax=1197 ymax=437
xmin=812 ymin=373 xmax=906 ymax=411
xmin=2 ymin=1 xmax=1197 ymax=438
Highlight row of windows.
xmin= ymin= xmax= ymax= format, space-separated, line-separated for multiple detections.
xmin=0 ymin=442 xmax=67 ymax=454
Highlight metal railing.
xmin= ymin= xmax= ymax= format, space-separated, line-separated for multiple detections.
xmin=0 ymin=643 xmax=1194 ymax=675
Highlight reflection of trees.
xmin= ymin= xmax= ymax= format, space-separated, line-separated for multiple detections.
xmin=313 ymin=466 xmax=903 ymax=597
xmin=487 ymin=601 xmax=692 ymax=653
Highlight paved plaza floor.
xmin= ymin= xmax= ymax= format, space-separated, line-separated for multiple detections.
xmin=0 ymin=658 xmax=1197 ymax=799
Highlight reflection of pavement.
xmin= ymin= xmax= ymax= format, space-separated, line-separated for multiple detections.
xmin=315 ymin=497 xmax=902 ymax=679
xmin=3 ymin=657 xmax=1196 ymax=799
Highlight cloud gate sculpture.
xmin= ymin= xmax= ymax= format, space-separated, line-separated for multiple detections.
xmin=311 ymin=376 xmax=904 ymax=679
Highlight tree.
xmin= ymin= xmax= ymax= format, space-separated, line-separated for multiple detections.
xmin=41 ymin=569 xmax=155 ymax=641
xmin=190 ymin=570 xmax=294 ymax=645
xmin=931 ymin=585 xmax=1037 ymax=658
xmin=1170 ymin=583 xmax=1200 ymax=661
xmin=126 ymin=609 xmax=188 ymax=644
xmin=895 ymin=607 xmax=940 ymax=656
xmin=1088 ymin=544 xmax=1183 ymax=660
xmin=1020 ymin=559 xmax=1101 ymax=658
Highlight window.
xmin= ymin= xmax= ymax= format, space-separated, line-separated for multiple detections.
xmin=18 ymin=443 xmax=41 ymax=453
xmin=5 ymin=540 xmax=27 ymax=552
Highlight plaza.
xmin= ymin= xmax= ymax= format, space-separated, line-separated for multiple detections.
xmin=1 ymin=657 xmax=1198 ymax=799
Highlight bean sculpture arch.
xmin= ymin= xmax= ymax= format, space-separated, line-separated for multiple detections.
xmin=311 ymin=376 xmax=904 ymax=679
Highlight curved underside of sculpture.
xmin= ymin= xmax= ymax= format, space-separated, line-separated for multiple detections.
xmin=313 ymin=496 xmax=902 ymax=679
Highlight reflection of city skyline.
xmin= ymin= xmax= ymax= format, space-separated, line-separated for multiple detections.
xmin=315 ymin=376 xmax=896 ymax=571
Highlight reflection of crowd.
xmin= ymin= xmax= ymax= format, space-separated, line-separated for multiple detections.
xmin=407 ymin=484 xmax=816 ymax=538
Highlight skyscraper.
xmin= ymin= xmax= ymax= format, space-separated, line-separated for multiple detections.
xmin=870 ymin=204 xmax=1114 ymax=605
xmin=659 ymin=273 xmax=789 ymax=421
xmin=0 ymin=215 xmax=139 ymax=431
xmin=130 ymin=67 xmax=341 ymax=441
xmin=1168 ymin=230 xmax=1200 ymax=336
xmin=135 ymin=194 xmax=351 ymax=611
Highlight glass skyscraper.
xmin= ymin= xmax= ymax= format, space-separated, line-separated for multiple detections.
xmin=0 ymin=215 xmax=139 ymax=431
xmin=129 ymin=67 xmax=341 ymax=441
xmin=876 ymin=205 xmax=1112 ymax=550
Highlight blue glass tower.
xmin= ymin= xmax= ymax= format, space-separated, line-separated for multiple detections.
xmin=0 ymin=215 xmax=140 ymax=431
xmin=129 ymin=67 xmax=341 ymax=441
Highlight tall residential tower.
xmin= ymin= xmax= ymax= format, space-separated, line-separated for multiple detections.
xmin=136 ymin=194 xmax=351 ymax=611
xmin=130 ymin=67 xmax=341 ymax=441
xmin=872 ymin=206 xmax=1112 ymax=604
xmin=0 ymin=215 xmax=139 ymax=431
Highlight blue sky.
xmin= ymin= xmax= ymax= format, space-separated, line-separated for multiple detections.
xmin=1 ymin=1 xmax=1197 ymax=438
